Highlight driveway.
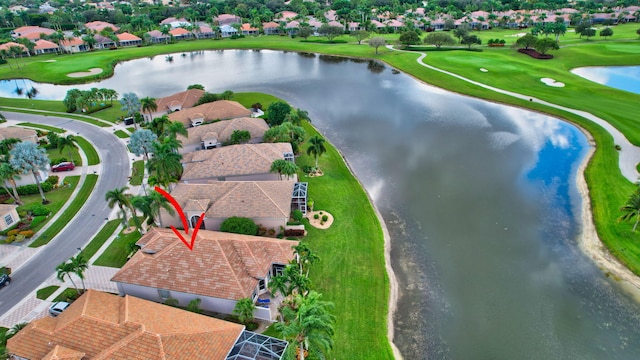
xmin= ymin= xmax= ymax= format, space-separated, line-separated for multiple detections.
xmin=0 ymin=112 xmax=129 ymax=316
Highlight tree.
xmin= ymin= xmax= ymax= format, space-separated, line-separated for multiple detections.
xmin=553 ymin=18 xmax=567 ymax=42
xmin=166 ymin=121 xmax=188 ymax=139
xmin=0 ymin=137 xmax=20 ymax=154
xmin=131 ymin=190 xmax=174 ymax=226
xmin=306 ymin=135 xmax=326 ymax=170
xmin=266 ymin=101 xmax=292 ymax=126
xmin=274 ymin=291 xmax=335 ymax=360
xmin=82 ymin=33 xmax=96 ymax=50
xmin=297 ymin=26 xmax=313 ymax=40
xmin=63 ymin=89 xmax=82 ymax=112
xmin=70 ymin=253 xmax=88 ymax=293
xmin=220 ymin=216 xmax=258 ymax=235
xmin=461 ymin=34 xmax=481 ymax=49
xmin=106 ymin=186 xmax=139 ymax=230
xmin=453 ymin=23 xmax=470 ymax=42
xmin=129 ymin=129 xmax=157 ymax=160
xmin=600 ymin=27 xmax=614 ymax=39
xmin=9 ymin=142 xmax=50 ymax=204
xmin=57 ymin=135 xmax=78 ymax=162
xmin=230 ymin=129 xmax=251 ymax=144
xmin=352 ymin=30 xmax=370 ymax=44
xmin=581 ymin=27 xmax=596 ymax=39
xmin=148 ymin=115 xmax=172 ymax=138
xmin=535 ymin=37 xmax=559 ymax=55
xmin=56 ymin=261 xmax=81 ymax=295
xmin=233 ymin=298 xmax=256 ymax=325
xmin=187 ymin=84 xmax=204 ymax=90
xmin=637 ymin=28 xmax=640 ymax=37
xmin=618 ymin=191 xmax=640 ymax=232
xmin=424 ymin=32 xmax=455 ymax=48
xmin=140 ymin=96 xmax=157 ymax=122
xmin=368 ymin=37 xmax=386 ymax=54
xmin=293 ymin=243 xmax=320 ymax=277
xmin=120 ymin=92 xmax=141 ymax=128
xmin=271 ymin=159 xmax=298 ymax=180
xmin=516 ymin=33 xmax=538 ymax=50
xmin=317 ymin=24 xmax=343 ymax=42
xmin=399 ymin=30 xmax=421 ymax=46
xmin=146 ymin=141 xmax=183 ymax=189
xmin=0 ymin=162 xmax=22 ymax=205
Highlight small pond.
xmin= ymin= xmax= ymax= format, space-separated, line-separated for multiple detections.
xmin=571 ymin=66 xmax=640 ymax=95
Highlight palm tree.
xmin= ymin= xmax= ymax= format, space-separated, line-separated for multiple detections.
xmin=270 ymin=159 xmax=288 ymax=180
xmin=120 ymin=92 xmax=141 ymax=129
xmin=233 ymin=297 xmax=256 ymax=325
xmin=70 ymin=254 xmax=88 ymax=293
xmin=56 ymin=261 xmax=81 ymax=295
xmin=618 ymin=191 xmax=640 ymax=231
xmin=274 ymin=291 xmax=335 ymax=360
xmin=105 ymin=186 xmax=137 ymax=229
xmin=306 ymin=135 xmax=326 ymax=170
xmin=57 ymin=134 xmax=78 ymax=162
xmin=0 ymin=162 xmax=22 ymax=205
xmin=141 ymin=96 xmax=157 ymax=123
xmin=147 ymin=142 xmax=183 ymax=190
xmin=148 ymin=115 xmax=171 ymax=137
xmin=166 ymin=121 xmax=188 ymax=139
xmin=132 ymin=191 xmax=175 ymax=226
xmin=293 ymin=243 xmax=320 ymax=277
xmin=0 ymin=137 xmax=21 ymax=154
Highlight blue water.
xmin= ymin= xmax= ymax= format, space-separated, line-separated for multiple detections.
xmin=571 ymin=66 xmax=640 ymax=95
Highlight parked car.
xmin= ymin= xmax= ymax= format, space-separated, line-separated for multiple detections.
xmin=0 ymin=273 xmax=10 ymax=288
xmin=49 ymin=301 xmax=70 ymax=317
xmin=51 ymin=162 xmax=75 ymax=172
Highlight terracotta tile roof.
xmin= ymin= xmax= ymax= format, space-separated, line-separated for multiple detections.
xmin=147 ymin=29 xmax=168 ymax=38
xmin=0 ymin=126 xmax=37 ymax=141
xmin=168 ymin=181 xmax=295 ymax=219
xmin=154 ymin=89 xmax=204 ymax=113
xmin=0 ymin=42 xmax=27 ymax=52
xmin=35 ymin=39 xmax=59 ymax=50
xmin=181 ymin=143 xmax=293 ymax=181
xmin=241 ymin=23 xmax=258 ymax=31
xmin=111 ymin=228 xmax=298 ymax=300
xmin=167 ymin=100 xmax=252 ymax=127
xmin=170 ymin=27 xmax=191 ymax=36
xmin=84 ymin=21 xmax=119 ymax=32
xmin=7 ymin=290 xmax=244 ymax=360
xmin=179 ymin=117 xmax=268 ymax=148
xmin=12 ymin=26 xmax=55 ymax=38
xmin=117 ymin=32 xmax=141 ymax=41
xmin=60 ymin=37 xmax=84 ymax=46
xmin=262 ymin=21 xmax=279 ymax=29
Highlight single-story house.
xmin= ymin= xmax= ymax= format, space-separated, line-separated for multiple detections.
xmin=159 ymin=181 xmax=296 ymax=231
xmin=10 ymin=26 xmax=55 ymax=40
xmin=7 ymin=289 xmax=288 ymax=359
xmin=146 ymin=29 xmax=170 ymax=44
xmin=111 ymin=228 xmax=299 ymax=321
xmin=0 ymin=42 xmax=28 ymax=55
xmin=117 ymin=32 xmax=142 ymax=47
xmin=195 ymin=25 xmax=215 ymax=39
xmin=93 ymin=34 xmax=116 ymax=49
xmin=180 ymin=142 xmax=295 ymax=183
xmin=84 ymin=20 xmax=119 ymax=33
xmin=263 ymin=21 xmax=280 ymax=35
xmin=34 ymin=39 xmax=59 ymax=54
xmin=241 ymin=23 xmax=259 ymax=36
xmin=160 ymin=17 xmax=191 ymax=28
xmin=169 ymin=27 xmax=193 ymax=40
xmin=274 ymin=11 xmax=298 ymax=22
xmin=220 ymin=24 xmax=238 ymax=37
xmin=167 ymin=100 xmax=252 ymax=127
xmin=60 ymin=37 xmax=88 ymax=53
xmin=0 ymin=204 xmax=19 ymax=231
xmin=143 ymin=88 xmax=205 ymax=122
xmin=177 ymin=117 xmax=269 ymax=153
xmin=214 ymin=14 xmax=242 ymax=26
xmin=0 ymin=126 xmax=38 ymax=144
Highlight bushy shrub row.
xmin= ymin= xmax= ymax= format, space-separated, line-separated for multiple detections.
xmin=220 ymin=216 xmax=258 ymax=235
xmin=487 ymin=38 xmax=506 ymax=46
xmin=0 ymin=182 xmax=53 ymax=196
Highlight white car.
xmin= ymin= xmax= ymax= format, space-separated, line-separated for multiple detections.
xmin=49 ymin=301 xmax=70 ymax=317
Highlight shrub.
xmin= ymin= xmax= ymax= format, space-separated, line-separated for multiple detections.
xmin=7 ymin=229 xmax=20 ymax=236
xmin=19 ymin=230 xmax=34 ymax=238
xmin=322 ymin=215 xmax=328 ymax=222
xmin=46 ymin=176 xmax=59 ymax=186
xmin=5 ymin=234 xmax=16 ymax=243
xmin=314 ymin=214 xmax=319 ymax=220
xmin=0 ymin=266 xmax=11 ymax=275
xmin=284 ymin=229 xmax=305 ymax=237
xmin=30 ymin=204 xmax=50 ymax=216
xmin=13 ymin=234 xmax=25 ymax=243
xmin=302 ymin=165 xmax=314 ymax=174
xmin=50 ymin=158 xmax=69 ymax=166
xmin=229 ymin=130 xmax=251 ymax=145
xmin=615 ymin=144 xmax=622 ymax=151
xmin=187 ymin=298 xmax=202 ymax=313
xmin=164 ymin=297 xmax=179 ymax=307
xmin=292 ymin=209 xmax=303 ymax=222
xmin=15 ymin=182 xmax=53 ymax=195
xmin=30 ymin=216 xmax=47 ymax=229
xmin=267 ymin=228 xmax=276 ymax=236
xmin=220 ymin=217 xmax=258 ymax=235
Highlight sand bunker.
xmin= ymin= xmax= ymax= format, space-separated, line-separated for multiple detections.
xmin=42 ymin=60 xmax=56 ymax=62
xmin=480 ymin=68 xmax=489 ymax=72
xmin=67 ymin=68 xmax=103 ymax=78
xmin=541 ymin=78 xmax=565 ymax=87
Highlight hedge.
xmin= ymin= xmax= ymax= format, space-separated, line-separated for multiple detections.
xmin=0 ymin=182 xmax=53 ymax=196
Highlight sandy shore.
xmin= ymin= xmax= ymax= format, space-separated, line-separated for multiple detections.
xmin=67 ymin=68 xmax=103 ymax=78
xmin=576 ymin=136 xmax=640 ymax=302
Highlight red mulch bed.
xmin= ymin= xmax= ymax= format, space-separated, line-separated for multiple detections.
xmin=518 ymin=48 xmax=553 ymax=59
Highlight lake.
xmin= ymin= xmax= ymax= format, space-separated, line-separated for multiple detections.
xmin=3 ymin=50 xmax=640 ymax=359
xmin=571 ymin=66 xmax=640 ymax=95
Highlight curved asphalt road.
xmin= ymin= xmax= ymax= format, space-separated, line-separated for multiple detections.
xmin=0 ymin=112 xmax=129 ymax=315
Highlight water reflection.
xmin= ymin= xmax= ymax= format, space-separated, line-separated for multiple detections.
xmin=571 ymin=66 xmax=640 ymax=95
xmin=2 ymin=50 xmax=640 ymax=359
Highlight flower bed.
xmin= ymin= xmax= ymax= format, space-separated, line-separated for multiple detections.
xmin=517 ymin=48 xmax=553 ymax=59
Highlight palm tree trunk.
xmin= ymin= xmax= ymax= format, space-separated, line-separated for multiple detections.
xmin=315 ymin=156 xmax=319 ymax=169
xmin=633 ymin=218 xmax=639 ymax=232
xmin=66 ymin=274 xmax=81 ymax=295
xmin=33 ymin=170 xmax=48 ymax=204
xmin=1 ymin=183 xmax=17 ymax=204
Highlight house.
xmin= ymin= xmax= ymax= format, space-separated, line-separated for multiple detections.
xmin=146 ymin=29 xmax=170 ymax=44
xmin=0 ymin=42 xmax=28 ymax=55
xmin=143 ymin=88 xmax=205 ymax=122
xmin=177 ymin=117 xmax=269 ymax=153
xmin=167 ymin=100 xmax=252 ymax=127
xmin=10 ymin=26 xmax=55 ymax=40
xmin=34 ymin=39 xmax=59 ymax=55
xmin=274 ymin=11 xmax=298 ymax=22
xmin=6 ymin=289 xmax=288 ymax=359
xmin=241 ymin=23 xmax=259 ymax=36
xmin=181 ymin=142 xmax=294 ymax=183
xmin=263 ymin=21 xmax=280 ymax=35
xmin=111 ymin=228 xmax=298 ymax=321
xmin=0 ymin=204 xmax=19 ymax=231
xmin=160 ymin=17 xmax=191 ymax=28
xmin=117 ymin=32 xmax=142 ymax=47
xmin=169 ymin=27 xmax=193 ymax=40
xmin=60 ymin=37 xmax=88 ymax=53
xmin=93 ymin=34 xmax=116 ymax=49
xmin=220 ymin=24 xmax=238 ymax=37
xmin=84 ymin=21 xmax=119 ymax=33
xmin=195 ymin=25 xmax=215 ymax=39
xmin=214 ymin=14 xmax=242 ymax=26
xmin=159 ymin=181 xmax=295 ymax=231
xmin=0 ymin=126 xmax=38 ymax=143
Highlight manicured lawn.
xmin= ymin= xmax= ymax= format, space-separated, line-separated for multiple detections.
xmin=129 ymin=160 xmax=144 ymax=186
xmin=75 ymin=136 xmax=100 ymax=165
xmin=53 ymin=287 xmax=79 ymax=302
xmin=46 ymin=146 xmax=82 ymax=166
xmin=233 ymin=92 xmax=281 ymax=109
xmin=93 ymin=228 xmax=142 ymax=268
xmin=16 ymin=122 xmax=65 ymax=133
xmin=81 ymin=219 xmax=121 ymax=261
xmin=36 ymin=285 xmax=60 ymax=300
xmin=114 ymin=130 xmax=129 ymax=138
xmin=30 ymin=174 xmax=98 ymax=247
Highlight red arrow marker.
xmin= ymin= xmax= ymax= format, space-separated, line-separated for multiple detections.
xmin=154 ymin=186 xmax=204 ymax=251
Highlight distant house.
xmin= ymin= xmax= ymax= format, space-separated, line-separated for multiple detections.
xmin=84 ymin=20 xmax=119 ymax=33
xmin=34 ymin=39 xmax=59 ymax=54
xmin=143 ymin=88 xmax=205 ymax=122
xmin=274 ymin=11 xmax=298 ymax=22
xmin=214 ymin=14 xmax=242 ymax=26
xmin=0 ymin=126 xmax=38 ymax=143
xmin=177 ymin=117 xmax=269 ymax=153
xmin=0 ymin=204 xmax=19 ymax=231
xmin=263 ymin=21 xmax=280 ymax=35
xmin=117 ymin=32 xmax=142 ymax=47
xmin=0 ymin=42 xmax=28 ymax=55
xmin=60 ymin=37 xmax=88 ymax=53
xmin=6 ymin=289 xmax=288 ymax=359
xmin=169 ymin=27 xmax=193 ymax=40
xmin=220 ymin=24 xmax=238 ymax=37
xmin=160 ymin=17 xmax=191 ymax=28
xmin=195 ymin=25 xmax=215 ymax=39
xmin=167 ymin=100 xmax=251 ymax=127
xmin=93 ymin=34 xmax=116 ymax=49
xmin=111 ymin=228 xmax=298 ymax=321
xmin=180 ymin=142 xmax=294 ymax=183
xmin=146 ymin=30 xmax=170 ymax=44
xmin=241 ymin=23 xmax=259 ymax=36
xmin=159 ymin=181 xmax=296 ymax=231
xmin=10 ymin=26 xmax=55 ymax=40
